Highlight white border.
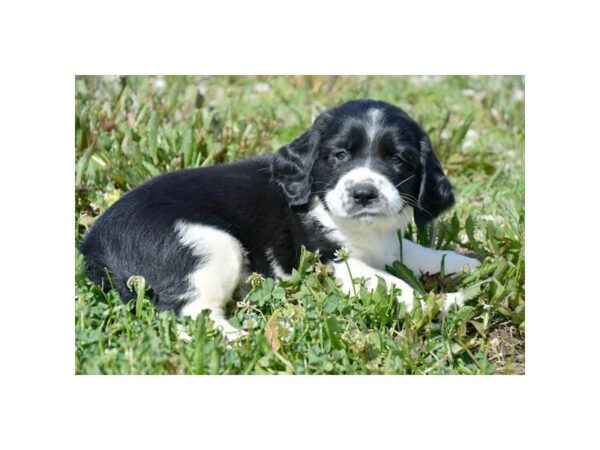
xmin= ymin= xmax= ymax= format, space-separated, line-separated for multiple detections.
xmin=2 ymin=0 xmax=599 ymax=448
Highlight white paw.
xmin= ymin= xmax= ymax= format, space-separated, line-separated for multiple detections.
xmin=213 ymin=318 xmax=248 ymax=342
xmin=222 ymin=328 xmax=248 ymax=342
xmin=176 ymin=320 xmax=247 ymax=343
xmin=176 ymin=323 xmax=193 ymax=343
xmin=437 ymin=291 xmax=465 ymax=319
xmin=442 ymin=253 xmax=481 ymax=274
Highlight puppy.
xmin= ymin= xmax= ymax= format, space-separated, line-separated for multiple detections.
xmin=80 ymin=99 xmax=480 ymax=338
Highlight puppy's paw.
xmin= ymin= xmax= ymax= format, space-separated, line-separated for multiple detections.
xmin=213 ymin=318 xmax=248 ymax=342
xmin=176 ymin=320 xmax=247 ymax=343
xmin=176 ymin=323 xmax=193 ymax=343
xmin=436 ymin=291 xmax=465 ymax=320
xmin=222 ymin=328 xmax=248 ymax=342
xmin=442 ymin=252 xmax=481 ymax=275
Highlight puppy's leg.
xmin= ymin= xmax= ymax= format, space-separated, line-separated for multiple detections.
xmin=400 ymin=238 xmax=480 ymax=275
xmin=332 ymin=257 xmax=467 ymax=316
xmin=331 ymin=257 xmax=417 ymax=310
xmin=176 ymin=223 xmax=246 ymax=341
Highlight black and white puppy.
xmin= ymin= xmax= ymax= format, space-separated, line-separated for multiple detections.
xmin=81 ymin=99 xmax=480 ymax=338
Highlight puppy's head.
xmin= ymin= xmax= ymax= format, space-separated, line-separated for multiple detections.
xmin=272 ymin=99 xmax=454 ymax=230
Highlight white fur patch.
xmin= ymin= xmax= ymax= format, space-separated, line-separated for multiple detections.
xmin=175 ymin=221 xmax=245 ymax=338
xmin=307 ymin=197 xmax=412 ymax=270
xmin=324 ymin=167 xmax=404 ymax=220
xmin=400 ymin=238 xmax=481 ymax=275
xmin=320 ymin=166 xmax=410 ymax=268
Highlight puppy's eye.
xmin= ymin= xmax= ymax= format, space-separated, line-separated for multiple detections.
xmin=390 ymin=154 xmax=403 ymax=165
xmin=334 ymin=150 xmax=350 ymax=161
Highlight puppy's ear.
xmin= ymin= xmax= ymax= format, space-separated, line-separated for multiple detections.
xmin=414 ymin=133 xmax=455 ymax=229
xmin=271 ymin=121 xmax=323 ymax=206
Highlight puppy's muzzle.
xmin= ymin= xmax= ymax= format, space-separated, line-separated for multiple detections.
xmin=350 ymin=183 xmax=379 ymax=206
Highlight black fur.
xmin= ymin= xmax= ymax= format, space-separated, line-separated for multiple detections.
xmin=414 ymin=134 xmax=455 ymax=229
xmin=81 ymin=99 xmax=454 ymax=314
xmin=81 ymin=157 xmax=340 ymax=313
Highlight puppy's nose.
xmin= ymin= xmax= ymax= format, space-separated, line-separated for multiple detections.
xmin=350 ymin=183 xmax=379 ymax=206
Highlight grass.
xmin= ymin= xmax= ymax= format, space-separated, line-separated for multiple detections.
xmin=75 ymin=75 xmax=525 ymax=375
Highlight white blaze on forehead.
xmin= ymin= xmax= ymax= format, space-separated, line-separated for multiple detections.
xmin=366 ymin=108 xmax=383 ymax=142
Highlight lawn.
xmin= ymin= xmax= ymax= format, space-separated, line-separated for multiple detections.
xmin=75 ymin=75 xmax=525 ymax=375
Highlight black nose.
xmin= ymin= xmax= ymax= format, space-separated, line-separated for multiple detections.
xmin=351 ymin=183 xmax=379 ymax=206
